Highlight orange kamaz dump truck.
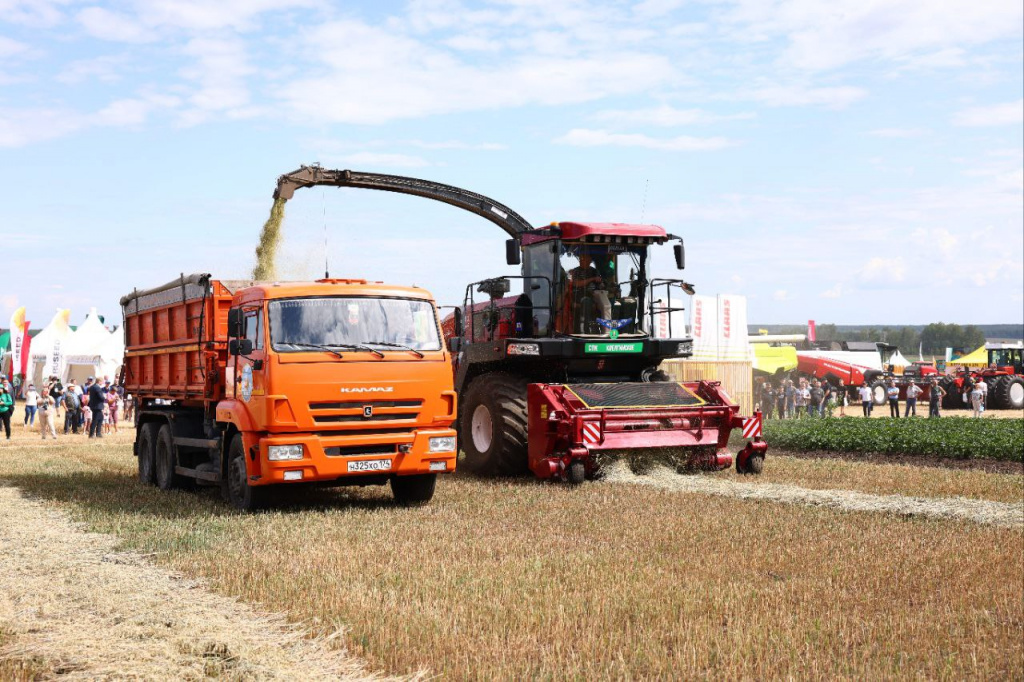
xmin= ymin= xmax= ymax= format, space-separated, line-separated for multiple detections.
xmin=120 ymin=273 xmax=458 ymax=510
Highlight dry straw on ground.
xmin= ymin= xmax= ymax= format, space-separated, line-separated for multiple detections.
xmin=0 ymin=483 xmax=388 ymax=681
xmin=0 ymin=427 xmax=1021 ymax=679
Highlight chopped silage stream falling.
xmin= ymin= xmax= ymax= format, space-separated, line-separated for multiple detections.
xmin=253 ymin=197 xmax=287 ymax=280
xmin=603 ymin=462 xmax=1024 ymax=527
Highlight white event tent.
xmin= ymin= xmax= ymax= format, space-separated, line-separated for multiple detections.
xmin=63 ymin=308 xmax=124 ymax=385
xmin=28 ymin=309 xmax=72 ymax=387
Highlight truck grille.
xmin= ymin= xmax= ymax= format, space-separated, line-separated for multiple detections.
xmin=325 ymin=444 xmax=396 ymax=457
xmin=309 ymin=399 xmax=423 ymax=425
xmin=564 ymin=382 xmax=706 ymax=409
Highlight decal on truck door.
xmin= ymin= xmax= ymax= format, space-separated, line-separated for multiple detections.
xmin=240 ymin=364 xmax=254 ymax=402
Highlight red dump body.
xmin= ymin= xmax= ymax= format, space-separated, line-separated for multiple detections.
xmin=122 ymin=278 xmax=234 ymax=404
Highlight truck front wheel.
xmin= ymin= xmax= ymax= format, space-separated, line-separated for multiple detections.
xmin=227 ymin=435 xmax=265 ymax=511
xmin=390 ymin=474 xmax=436 ymax=506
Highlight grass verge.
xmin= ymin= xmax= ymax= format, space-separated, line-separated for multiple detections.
xmin=1 ymin=430 xmax=1022 ymax=679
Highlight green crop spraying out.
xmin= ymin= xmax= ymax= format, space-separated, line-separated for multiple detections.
xmin=252 ymin=198 xmax=286 ymax=280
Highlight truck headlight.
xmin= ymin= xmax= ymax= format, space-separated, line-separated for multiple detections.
xmin=507 ymin=342 xmax=540 ymax=356
xmin=268 ymin=444 xmax=304 ymax=461
xmin=428 ymin=436 xmax=457 ymax=453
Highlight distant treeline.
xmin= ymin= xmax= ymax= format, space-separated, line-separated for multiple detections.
xmin=749 ymin=323 xmax=1023 ymax=354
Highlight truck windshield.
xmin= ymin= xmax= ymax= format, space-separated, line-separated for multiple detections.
xmin=268 ymin=297 xmax=442 ymax=352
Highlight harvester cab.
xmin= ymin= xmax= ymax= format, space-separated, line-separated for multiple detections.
xmin=270 ymin=165 xmax=767 ymax=483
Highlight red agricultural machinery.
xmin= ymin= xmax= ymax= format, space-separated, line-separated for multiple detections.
xmin=940 ymin=346 xmax=1024 ymax=410
xmin=273 ymin=166 xmax=767 ymax=483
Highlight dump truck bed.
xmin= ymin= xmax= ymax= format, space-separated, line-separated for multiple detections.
xmin=120 ymin=274 xmax=245 ymax=405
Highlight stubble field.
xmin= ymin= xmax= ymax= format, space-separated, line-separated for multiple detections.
xmin=1 ymin=425 xmax=1021 ymax=679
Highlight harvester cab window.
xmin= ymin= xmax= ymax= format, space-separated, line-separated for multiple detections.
xmin=556 ymin=243 xmax=643 ymax=336
xmin=523 ymin=241 xmax=556 ymax=336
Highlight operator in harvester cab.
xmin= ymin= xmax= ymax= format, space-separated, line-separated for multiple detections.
xmin=566 ymin=253 xmax=616 ymax=333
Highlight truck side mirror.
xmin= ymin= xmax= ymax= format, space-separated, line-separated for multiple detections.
xmin=227 ymin=308 xmax=244 ymax=337
xmin=447 ymin=337 xmax=462 ymax=353
xmin=453 ymin=307 xmax=464 ymax=337
xmin=506 ymin=239 xmax=521 ymax=266
xmin=674 ymin=243 xmax=685 ymax=270
xmin=229 ymin=339 xmax=253 ymax=356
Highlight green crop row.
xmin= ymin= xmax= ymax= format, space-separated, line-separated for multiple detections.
xmin=762 ymin=417 xmax=1024 ymax=462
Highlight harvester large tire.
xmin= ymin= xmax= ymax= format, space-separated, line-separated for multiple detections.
xmin=137 ymin=422 xmax=157 ymax=485
xmin=391 ymin=474 xmax=436 ymax=506
xmin=870 ymin=380 xmax=888 ymax=407
xmin=996 ymin=376 xmax=1024 ymax=410
xmin=227 ymin=434 xmax=266 ymax=511
xmin=460 ymin=373 xmax=529 ymax=477
xmin=939 ymin=377 xmax=960 ymax=410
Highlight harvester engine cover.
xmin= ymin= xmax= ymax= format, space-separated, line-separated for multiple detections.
xmin=527 ymin=380 xmax=763 ymax=480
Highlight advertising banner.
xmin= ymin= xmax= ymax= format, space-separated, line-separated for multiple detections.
xmin=9 ymin=307 xmax=30 ymax=379
xmin=690 ymin=295 xmax=718 ymax=360
xmin=690 ymin=294 xmax=749 ymax=361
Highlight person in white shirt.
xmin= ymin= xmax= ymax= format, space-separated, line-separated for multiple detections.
xmin=858 ymin=383 xmax=872 ymax=417
xmin=970 ymin=382 xmax=984 ymax=418
xmin=23 ymin=384 xmax=39 ymax=426
xmin=904 ymin=382 xmax=923 ymax=417
xmin=978 ymin=379 xmax=989 ymax=409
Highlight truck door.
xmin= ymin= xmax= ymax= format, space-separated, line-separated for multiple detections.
xmin=237 ymin=306 xmax=266 ymax=414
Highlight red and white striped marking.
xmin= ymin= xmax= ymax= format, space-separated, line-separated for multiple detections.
xmin=741 ymin=414 xmax=762 ymax=439
xmin=582 ymin=422 xmax=602 ymax=446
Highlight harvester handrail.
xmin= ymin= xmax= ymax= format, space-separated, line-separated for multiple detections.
xmin=463 ymin=275 xmax=554 ymax=341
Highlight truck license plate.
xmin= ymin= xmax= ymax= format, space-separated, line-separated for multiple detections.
xmin=348 ymin=459 xmax=392 ymax=473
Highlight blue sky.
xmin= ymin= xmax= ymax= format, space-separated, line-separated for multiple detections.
xmin=2 ymin=0 xmax=1022 ymax=329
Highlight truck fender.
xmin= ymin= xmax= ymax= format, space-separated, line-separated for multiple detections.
xmin=216 ymin=401 xmax=263 ymax=480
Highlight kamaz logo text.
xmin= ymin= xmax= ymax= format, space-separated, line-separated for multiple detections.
xmin=340 ymin=386 xmax=395 ymax=394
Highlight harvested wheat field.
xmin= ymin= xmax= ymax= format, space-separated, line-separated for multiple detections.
xmin=1 ymin=427 xmax=1022 ymax=680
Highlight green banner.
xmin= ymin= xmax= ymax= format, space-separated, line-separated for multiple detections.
xmin=584 ymin=342 xmax=642 ymax=354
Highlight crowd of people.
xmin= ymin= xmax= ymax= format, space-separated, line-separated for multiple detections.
xmin=5 ymin=375 xmax=134 ymax=440
xmin=757 ymin=375 xmax=989 ymax=420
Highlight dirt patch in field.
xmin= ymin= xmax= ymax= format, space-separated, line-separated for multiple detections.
xmin=605 ymin=463 xmax=1024 ymax=528
xmin=0 ymin=485 xmax=384 ymax=681
xmin=772 ymin=449 xmax=1024 ymax=475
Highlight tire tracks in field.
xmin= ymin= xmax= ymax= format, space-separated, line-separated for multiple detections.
xmin=0 ymin=485 xmax=398 ymax=681
xmin=604 ymin=463 xmax=1024 ymax=527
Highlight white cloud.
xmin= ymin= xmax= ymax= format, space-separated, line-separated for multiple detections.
xmin=742 ymin=84 xmax=868 ymax=109
xmin=0 ymin=36 xmax=30 ymax=58
xmin=77 ymin=7 xmax=158 ymax=43
xmin=952 ymin=99 xmax=1024 ymax=127
xmin=555 ymin=128 xmax=736 ymax=152
xmin=592 ymin=105 xmax=755 ymax=127
xmin=866 ymin=128 xmax=928 ymax=138
xmin=277 ymin=19 xmax=675 ymax=124
xmin=327 ymin=152 xmax=432 ymax=168
xmin=176 ymin=36 xmax=254 ymax=124
xmin=56 ymin=55 xmax=129 ymax=84
xmin=0 ymin=108 xmax=82 ymax=147
xmin=820 ymin=283 xmax=844 ymax=299
xmin=723 ymin=0 xmax=1024 ymax=72
xmin=860 ymin=257 xmax=907 ymax=286
xmin=0 ymin=0 xmax=69 ymax=27
xmin=773 ymin=289 xmax=790 ymax=301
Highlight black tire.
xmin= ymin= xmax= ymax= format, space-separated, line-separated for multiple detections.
xmin=997 ymin=376 xmax=1024 ymax=410
xmin=870 ymin=380 xmax=888 ymax=407
xmin=390 ymin=474 xmax=437 ymax=506
xmin=939 ymin=377 xmax=960 ymax=410
xmin=567 ymin=459 xmax=586 ymax=485
xmin=227 ymin=434 xmax=265 ymax=511
xmin=137 ymin=422 xmax=157 ymax=485
xmin=154 ymin=424 xmax=177 ymax=491
xmin=747 ymin=454 xmax=765 ymax=475
xmin=459 ymin=373 xmax=529 ymax=476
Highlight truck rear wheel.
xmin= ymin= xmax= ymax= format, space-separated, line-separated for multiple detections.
xmin=390 ymin=474 xmax=436 ymax=506
xmin=460 ymin=373 xmax=529 ymax=476
xmin=227 ymin=434 xmax=265 ymax=511
xmin=154 ymin=424 xmax=178 ymax=491
xmin=137 ymin=422 xmax=157 ymax=485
